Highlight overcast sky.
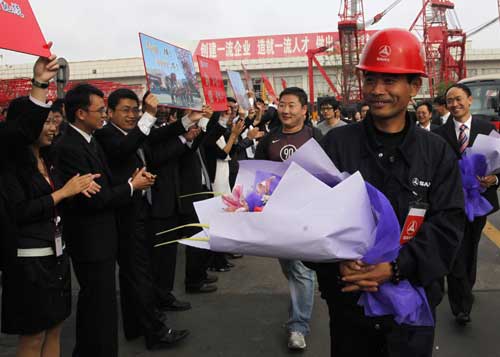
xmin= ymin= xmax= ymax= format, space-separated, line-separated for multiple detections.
xmin=1 ymin=0 xmax=499 ymax=64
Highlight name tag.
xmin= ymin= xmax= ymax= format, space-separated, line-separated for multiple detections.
xmin=400 ymin=206 xmax=427 ymax=245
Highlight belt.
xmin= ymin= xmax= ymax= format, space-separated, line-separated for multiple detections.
xmin=17 ymin=245 xmax=65 ymax=258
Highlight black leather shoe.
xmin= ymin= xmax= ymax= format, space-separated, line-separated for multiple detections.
xmin=162 ymin=299 xmax=192 ymax=311
xmin=145 ymin=328 xmax=189 ymax=350
xmin=227 ymin=253 xmax=243 ymax=259
xmin=455 ymin=312 xmax=471 ymax=326
xmin=204 ymin=274 xmax=218 ymax=284
xmin=185 ymin=283 xmax=218 ymax=294
xmin=208 ymin=266 xmax=230 ymax=272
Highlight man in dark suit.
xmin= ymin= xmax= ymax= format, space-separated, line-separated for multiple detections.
xmin=95 ymin=89 xmax=191 ymax=349
xmin=176 ymin=109 xmax=227 ymax=293
xmin=54 ymin=84 xmax=155 ymax=357
xmin=416 ymin=101 xmax=439 ymax=131
xmin=433 ymin=83 xmax=499 ymax=325
xmin=433 ymin=95 xmax=451 ymax=126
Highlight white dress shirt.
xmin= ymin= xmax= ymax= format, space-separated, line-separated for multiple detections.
xmin=453 ymin=115 xmax=472 ymax=141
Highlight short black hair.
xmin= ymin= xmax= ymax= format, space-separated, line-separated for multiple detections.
xmin=433 ymin=95 xmax=446 ymax=106
xmin=6 ymin=96 xmax=30 ymax=122
xmin=416 ymin=101 xmax=432 ymax=113
xmin=108 ymin=88 xmax=139 ymax=111
xmin=255 ymin=97 xmax=265 ymax=104
xmin=227 ymin=97 xmax=237 ymax=104
xmin=65 ymin=84 xmax=104 ymax=123
xmin=445 ymin=83 xmax=472 ymax=98
xmin=360 ymin=102 xmax=370 ymax=109
xmin=51 ymin=98 xmax=65 ymax=115
xmin=279 ymin=87 xmax=308 ymax=106
xmin=319 ymin=97 xmax=340 ymax=110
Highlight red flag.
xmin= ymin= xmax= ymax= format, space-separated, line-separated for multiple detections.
xmin=0 ymin=1 xmax=51 ymax=57
xmin=261 ymin=74 xmax=277 ymax=103
xmin=281 ymin=78 xmax=287 ymax=90
xmin=241 ymin=62 xmax=253 ymax=91
xmin=196 ymin=56 xmax=228 ymax=112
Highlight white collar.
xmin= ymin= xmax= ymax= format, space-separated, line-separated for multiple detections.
xmin=69 ymin=123 xmax=92 ymax=143
xmin=110 ymin=122 xmax=129 ymax=136
xmin=453 ymin=115 xmax=472 ymax=131
xmin=442 ymin=112 xmax=450 ymax=120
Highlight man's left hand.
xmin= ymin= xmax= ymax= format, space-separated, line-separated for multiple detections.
xmin=478 ymin=175 xmax=498 ymax=188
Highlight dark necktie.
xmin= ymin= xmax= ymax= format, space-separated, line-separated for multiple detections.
xmin=89 ymin=136 xmax=99 ymax=155
xmin=136 ymin=147 xmax=152 ymax=204
xmin=196 ymin=148 xmax=212 ymax=191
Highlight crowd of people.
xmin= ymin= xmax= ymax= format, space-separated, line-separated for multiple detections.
xmin=0 ymin=28 xmax=498 ymax=357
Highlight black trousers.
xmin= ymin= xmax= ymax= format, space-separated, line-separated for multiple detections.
xmin=150 ymin=216 xmax=179 ymax=306
xmin=447 ymin=215 xmax=487 ymax=315
xmin=179 ymin=212 xmax=211 ymax=287
xmin=117 ymin=200 xmax=163 ymax=339
xmin=326 ymin=297 xmax=435 ymax=357
xmin=72 ymin=260 xmax=118 ymax=357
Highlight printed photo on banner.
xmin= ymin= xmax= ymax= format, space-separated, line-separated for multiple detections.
xmin=0 ymin=0 xmax=51 ymax=57
xmin=139 ymin=33 xmax=202 ymax=110
xmin=227 ymin=70 xmax=251 ymax=110
xmin=196 ymin=56 xmax=227 ymax=112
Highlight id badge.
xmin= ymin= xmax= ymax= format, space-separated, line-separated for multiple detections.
xmin=54 ymin=216 xmax=63 ymax=257
xmin=400 ymin=202 xmax=428 ymax=245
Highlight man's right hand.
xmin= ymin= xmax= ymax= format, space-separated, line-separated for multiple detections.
xmin=247 ymin=127 xmax=265 ymax=140
xmin=143 ymin=93 xmax=159 ymax=117
xmin=183 ymin=126 xmax=201 ymax=142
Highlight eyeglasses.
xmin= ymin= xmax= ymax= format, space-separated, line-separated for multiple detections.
xmin=84 ymin=108 xmax=107 ymax=116
xmin=116 ymin=107 xmax=141 ymax=115
xmin=320 ymin=106 xmax=334 ymax=111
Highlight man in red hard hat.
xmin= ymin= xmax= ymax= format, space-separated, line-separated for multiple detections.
xmin=308 ymin=28 xmax=465 ymax=356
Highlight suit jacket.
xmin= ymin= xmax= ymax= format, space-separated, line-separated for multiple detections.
xmin=54 ymin=126 xmax=132 ymax=262
xmin=95 ymin=121 xmax=188 ymax=221
xmin=433 ymin=116 xmax=499 ymax=214
xmin=147 ymin=131 xmax=187 ymax=220
xmin=177 ymin=122 xmax=226 ymax=216
xmin=3 ymin=163 xmax=60 ymax=249
xmin=0 ymin=99 xmax=50 ymax=269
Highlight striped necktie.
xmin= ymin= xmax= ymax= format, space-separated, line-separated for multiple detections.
xmin=458 ymin=124 xmax=468 ymax=154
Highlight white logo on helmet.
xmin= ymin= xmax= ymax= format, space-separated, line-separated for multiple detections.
xmin=377 ymin=45 xmax=391 ymax=63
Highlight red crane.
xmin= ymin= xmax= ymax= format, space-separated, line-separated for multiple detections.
xmin=410 ymin=0 xmax=466 ymax=97
xmin=337 ymin=0 xmax=367 ymax=103
xmin=306 ymin=0 xmax=403 ymax=106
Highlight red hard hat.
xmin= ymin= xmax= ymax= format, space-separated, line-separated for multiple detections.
xmin=357 ymin=28 xmax=427 ymax=77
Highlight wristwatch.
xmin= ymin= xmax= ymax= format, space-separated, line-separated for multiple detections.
xmin=31 ymin=78 xmax=49 ymax=89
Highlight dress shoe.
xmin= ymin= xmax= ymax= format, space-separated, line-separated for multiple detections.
xmin=145 ymin=327 xmax=190 ymax=350
xmin=204 ymin=274 xmax=218 ymax=284
xmin=225 ymin=262 xmax=235 ymax=268
xmin=455 ymin=312 xmax=471 ymax=326
xmin=162 ymin=299 xmax=192 ymax=311
xmin=208 ymin=266 xmax=230 ymax=272
xmin=185 ymin=282 xmax=218 ymax=294
xmin=227 ymin=253 xmax=243 ymax=259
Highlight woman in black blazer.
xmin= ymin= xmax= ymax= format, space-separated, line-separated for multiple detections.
xmin=1 ymin=111 xmax=99 ymax=357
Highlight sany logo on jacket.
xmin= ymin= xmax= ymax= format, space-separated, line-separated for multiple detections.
xmin=411 ymin=177 xmax=431 ymax=188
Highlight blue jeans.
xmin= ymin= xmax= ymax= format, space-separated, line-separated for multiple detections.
xmin=279 ymin=259 xmax=315 ymax=335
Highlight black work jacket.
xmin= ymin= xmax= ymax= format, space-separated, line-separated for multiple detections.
xmin=313 ymin=113 xmax=465 ymax=312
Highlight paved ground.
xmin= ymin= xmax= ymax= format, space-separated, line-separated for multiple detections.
xmin=1 ymin=211 xmax=499 ymax=356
